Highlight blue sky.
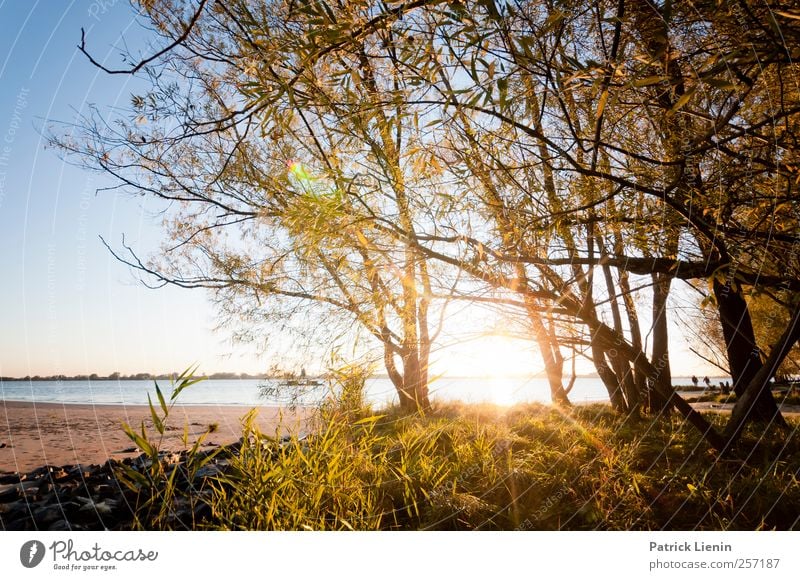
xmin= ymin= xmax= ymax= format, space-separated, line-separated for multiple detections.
xmin=0 ymin=1 xmax=263 ymax=376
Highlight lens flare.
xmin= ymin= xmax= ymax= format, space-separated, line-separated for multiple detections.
xmin=288 ymin=160 xmax=311 ymax=182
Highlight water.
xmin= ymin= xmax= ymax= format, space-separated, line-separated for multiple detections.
xmin=0 ymin=376 xmax=720 ymax=407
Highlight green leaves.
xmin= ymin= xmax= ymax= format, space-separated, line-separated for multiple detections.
xmin=115 ymin=367 xmax=213 ymax=529
xmin=147 ymin=394 xmax=165 ymax=436
xmin=170 ymin=364 xmax=204 ymax=402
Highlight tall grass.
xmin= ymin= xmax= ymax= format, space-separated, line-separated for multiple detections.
xmin=123 ymin=368 xmax=800 ymax=530
xmin=115 ymin=367 xmax=220 ymax=529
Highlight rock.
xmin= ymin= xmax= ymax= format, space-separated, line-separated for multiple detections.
xmin=29 ymin=466 xmax=49 ymax=479
xmin=0 ymin=481 xmax=38 ymax=502
xmin=120 ymin=447 xmax=138 ymax=454
xmin=77 ymin=499 xmax=116 ymax=516
xmin=0 ymin=500 xmax=28 ymax=517
xmin=194 ymin=463 xmax=224 ymax=480
xmin=93 ymin=484 xmax=116 ymax=498
xmin=160 ymin=452 xmax=182 ymax=465
xmin=67 ymin=464 xmax=93 ymax=479
xmin=0 ymin=485 xmax=20 ymax=503
xmin=75 ymin=496 xmax=95 ymax=511
xmin=5 ymin=516 xmax=34 ymax=531
xmin=51 ymin=469 xmax=69 ymax=482
xmin=0 ymin=473 xmax=22 ymax=485
xmin=1 ymin=444 xmax=240 ymax=530
xmin=34 ymin=505 xmax=63 ymax=526
xmin=47 ymin=519 xmax=71 ymax=531
xmin=0 ymin=442 xmax=6 ymax=448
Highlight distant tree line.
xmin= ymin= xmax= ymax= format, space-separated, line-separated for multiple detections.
xmin=0 ymin=372 xmax=272 ymax=382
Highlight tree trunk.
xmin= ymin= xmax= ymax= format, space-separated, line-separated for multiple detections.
xmin=620 ymin=269 xmax=649 ymax=402
xmin=649 ymin=273 xmax=673 ymax=413
xmin=587 ymin=316 xmax=725 ymax=450
xmin=530 ymin=309 xmax=570 ymax=406
xmin=601 ymin=259 xmax=639 ymax=412
xmin=399 ymin=346 xmax=429 ymax=412
xmin=713 ymin=280 xmax=782 ymax=423
xmin=590 ymin=337 xmax=627 ymax=412
xmin=723 ymin=301 xmax=800 ymax=447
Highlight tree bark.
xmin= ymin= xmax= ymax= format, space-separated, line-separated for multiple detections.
xmin=529 ymin=309 xmax=571 ymax=406
xmin=590 ymin=338 xmax=627 ymax=413
xmin=713 ymin=280 xmax=783 ymax=424
xmin=601 ymin=258 xmax=639 ymax=412
xmin=723 ymin=301 xmax=800 ymax=447
xmin=649 ymin=273 xmax=673 ymax=413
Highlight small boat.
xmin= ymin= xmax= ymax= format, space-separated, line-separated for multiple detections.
xmin=283 ymin=378 xmax=323 ymax=387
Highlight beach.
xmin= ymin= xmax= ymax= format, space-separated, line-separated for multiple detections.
xmin=0 ymin=400 xmax=311 ymax=474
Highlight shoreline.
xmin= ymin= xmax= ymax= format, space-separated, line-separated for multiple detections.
xmin=0 ymin=400 xmax=311 ymax=474
xmin=4 ymin=396 xmax=798 ymax=475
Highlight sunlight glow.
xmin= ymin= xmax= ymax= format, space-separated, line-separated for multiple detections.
xmin=434 ymin=335 xmax=539 ymax=380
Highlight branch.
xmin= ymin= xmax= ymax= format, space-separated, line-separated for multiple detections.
xmin=78 ymin=0 xmax=210 ymax=75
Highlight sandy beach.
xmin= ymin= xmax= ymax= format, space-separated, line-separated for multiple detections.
xmin=0 ymin=401 xmax=312 ymax=474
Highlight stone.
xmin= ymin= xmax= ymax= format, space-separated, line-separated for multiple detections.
xmin=47 ymin=519 xmax=71 ymax=531
xmin=0 ymin=481 xmax=37 ymax=502
xmin=0 ymin=473 xmax=22 ymax=485
xmin=93 ymin=484 xmax=116 ymax=498
xmin=68 ymin=464 xmax=93 ymax=479
xmin=34 ymin=505 xmax=63 ymax=526
xmin=0 ymin=485 xmax=19 ymax=502
xmin=194 ymin=463 xmax=224 ymax=480
xmin=0 ymin=499 xmax=27 ymax=517
xmin=51 ymin=469 xmax=69 ymax=482
xmin=160 ymin=452 xmax=182 ymax=465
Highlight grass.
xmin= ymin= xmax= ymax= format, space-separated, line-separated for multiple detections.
xmin=197 ymin=402 xmax=800 ymax=530
xmin=124 ymin=371 xmax=800 ymax=530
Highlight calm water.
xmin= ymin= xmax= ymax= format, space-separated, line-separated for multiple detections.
xmin=0 ymin=376 xmax=719 ymax=407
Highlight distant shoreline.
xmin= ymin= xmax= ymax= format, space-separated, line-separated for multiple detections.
xmin=0 ymin=373 xmax=735 ymax=382
xmin=0 ymin=374 xmax=273 ymax=382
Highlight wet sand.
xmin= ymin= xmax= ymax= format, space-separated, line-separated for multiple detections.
xmin=0 ymin=400 xmax=311 ymax=474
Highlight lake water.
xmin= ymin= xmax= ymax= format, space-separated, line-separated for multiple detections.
xmin=0 ymin=376 xmax=721 ymax=407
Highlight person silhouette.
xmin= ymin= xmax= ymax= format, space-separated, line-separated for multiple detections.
xmin=691 ymin=375 xmax=699 ymax=387
xmin=703 ymin=376 xmax=711 ymax=388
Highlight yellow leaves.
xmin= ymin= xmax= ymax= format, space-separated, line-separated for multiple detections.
xmin=632 ymin=75 xmax=668 ymax=87
xmin=702 ymin=77 xmax=737 ymax=91
xmin=408 ymin=148 xmax=444 ymax=179
xmin=774 ymin=10 xmax=800 ymax=21
xmin=596 ymin=89 xmax=609 ymax=119
xmin=667 ymin=89 xmax=695 ymax=116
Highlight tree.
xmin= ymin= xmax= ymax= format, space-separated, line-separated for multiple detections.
xmin=58 ymin=0 xmax=800 ymax=449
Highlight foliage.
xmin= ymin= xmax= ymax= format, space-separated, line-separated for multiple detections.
xmin=55 ymin=0 xmax=800 ymax=446
xmin=196 ymin=400 xmax=800 ymax=530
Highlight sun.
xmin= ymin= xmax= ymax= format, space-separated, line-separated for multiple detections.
xmin=433 ymin=335 xmax=539 ymax=379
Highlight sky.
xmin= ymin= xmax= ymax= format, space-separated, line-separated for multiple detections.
xmin=0 ymin=1 xmax=260 ymax=377
xmin=0 ymin=1 xmax=720 ymax=380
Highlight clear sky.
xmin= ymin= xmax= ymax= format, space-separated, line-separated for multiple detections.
xmin=0 ymin=2 xmax=719 ymax=380
xmin=0 ymin=1 xmax=267 ymax=377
